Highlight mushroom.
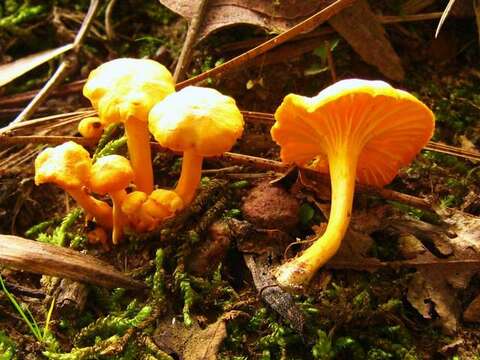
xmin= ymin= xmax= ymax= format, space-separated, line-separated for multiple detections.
xmin=148 ymin=86 xmax=244 ymax=205
xmin=35 ymin=141 xmax=113 ymax=228
xmin=89 ymin=155 xmax=134 ymax=244
xmin=122 ymin=189 xmax=183 ymax=232
xmin=83 ymin=58 xmax=175 ymax=194
xmin=270 ymin=79 xmax=435 ymax=290
xmin=78 ymin=116 xmax=105 ymax=140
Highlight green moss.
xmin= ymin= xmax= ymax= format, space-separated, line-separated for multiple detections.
xmin=36 ymin=208 xmax=82 ymax=247
xmin=0 ymin=3 xmax=46 ymax=29
xmin=0 ymin=331 xmax=16 ymax=360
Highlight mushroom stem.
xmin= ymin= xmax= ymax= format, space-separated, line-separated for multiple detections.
xmin=124 ymin=117 xmax=153 ymax=194
xmin=275 ymin=146 xmax=358 ymax=289
xmin=67 ymin=187 xmax=113 ymax=228
xmin=110 ymin=189 xmax=128 ymax=245
xmin=175 ymin=149 xmax=203 ymax=205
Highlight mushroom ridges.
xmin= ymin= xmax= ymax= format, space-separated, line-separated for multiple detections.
xmin=271 ymin=79 xmax=435 ymax=290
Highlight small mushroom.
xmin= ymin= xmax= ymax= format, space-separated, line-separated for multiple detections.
xmin=148 ymin=86 xmax=244 ymax=205
xmin=78 ymin=116 xmax=105 ymax=140
xmin=83 ymin=58 xmax=175 ymax=194
xmin=271 ymin=79 xmax=435 ymax=290
xmin=122 ymin=189 xmax=183 ymax=232
xmin=89 ymin=155 xmax=134 ymax=244
xmin=34 ymin=142 xmax=112 ymax=228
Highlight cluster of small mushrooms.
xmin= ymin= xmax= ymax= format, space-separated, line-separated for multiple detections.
xmin=34 ymin=58 xmax=435 ymax=290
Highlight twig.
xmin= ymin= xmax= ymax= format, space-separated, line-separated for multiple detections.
xmin=327 ymin=257 xmax=480 ymax=270
xmin=105 ymin=0 xmax=118 ymax=41
xmin=0 ymin=132 xmax=432 ymax=210
xmin=0 ymin=135 xmax=95 ymax=147
xmin=379 ymin=12 xmax=443 ymax=24
xmin=176 ymin=0 xmax=355 ymax=88
xmin=240 ymin=111 xmax=480 ymax=162
xmin=435 ymin=0 xmax=456 ymax=38
xmin=0 ymin=80 xmax=86 ymax=107
xmin=173 ymin=0 xmax=209 ymax=82
xmin=4 ymin=108 xmax=479 ymax=162
xmin=325 ymin=40 xmax=337 ymax=82
xmin=2 ymin=0 xmax=99 ymax=131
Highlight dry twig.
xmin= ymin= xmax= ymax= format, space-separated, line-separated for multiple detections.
xmin=1 ymin=0 xmax=100 ymax=131
xmin=173 ymin=0 xmax=210 ymax=81
xmin=176 ymin=0 xmax=355 ymax=88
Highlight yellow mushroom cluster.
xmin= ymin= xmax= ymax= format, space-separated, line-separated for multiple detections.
xmin=36 ymin=58 xmax=244 ymax=245
xmin=36 ymin=59 xmax=436 ymax=290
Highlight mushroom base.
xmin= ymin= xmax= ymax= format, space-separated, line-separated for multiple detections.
xmin=274 ymin=257 xmax=315 ymax=292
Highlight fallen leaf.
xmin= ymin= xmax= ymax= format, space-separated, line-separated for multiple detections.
xmin=397 ymin=210 xmax=480 ymax=334
xmin=328 ymin=0 xmax=405 ymax=80
xmin=184 ymin=318 xmax=227 ymax=360
xmin=154 ymin=312 xmax=242 ymax=360
xmin=407 ymin=270 xmax=460 ymax=334
xmin=463 ymin=294 xmax=480 ymax=323
xmin=159 ymin=0 xmax=333 ymax=41
xmin=321 ymin=204 xmax=480 ymax=334
xmin=0 ymin=44 xmax=73 ymax=87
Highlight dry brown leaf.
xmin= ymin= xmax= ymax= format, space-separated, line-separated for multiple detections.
xmin=463 ymin=294 xmax=480 ymax=323
xmin=323 ymin=204 xmax=480 ymax=334
xmin=407 ymin=270 xmax=460 ymax=334
xmin=0 ymin=44 xmax=73 ymax=87
xmin=153 ymin=312 xmax=242 ymax=360
xmin=399 ymin=210 xmax=480 ymax=334
xmin=183 ymin=318 xmax=227 ymax=360
xmin=328 ymin=0 xmax=405 ymax=80
xmin=159 ymin=0 xmax=333 ymax=41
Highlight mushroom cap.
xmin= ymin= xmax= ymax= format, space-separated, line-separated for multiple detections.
xmin=78 ymin=116 xmax=104 ymax=139
xmin=271 ymin=79 xmax=435 ymax=187
xmin=149 ymin=189 xmax=184 ymax=214
xmin=148 ymin=86 xmax=244 ymax=156
xmin=35 ymin=141 xmax=92 ymax=189
xmin=89 ymin=155 xmax=134 ymax=194
xmin=83 ymin=58 xmax=175 ymax=124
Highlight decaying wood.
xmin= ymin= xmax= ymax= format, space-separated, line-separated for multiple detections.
xmin=0 ymin=235 xmax=145 ymax=289
xmin=55 ymin=278 xmax=89 ymax=317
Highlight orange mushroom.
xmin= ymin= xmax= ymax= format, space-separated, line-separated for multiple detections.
xmin=271 ymin=79 xmax=435 ymax=290
xmin=83 ymin=58 xmax=175 ymax=194
xmin=89 ymin=155 xmax=134 ymax=244
xmin=34 ymin=141 xmax=113 ymax=228
xmin=78 ymin=116 xmax=105 ymax=141
xmin=121 ymin=189 xmax=183 ymax=232
xmin=148 ymin=86 xmax=244 ymax=205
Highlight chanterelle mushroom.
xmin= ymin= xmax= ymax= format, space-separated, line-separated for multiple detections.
xmin=148 ymin=86 xmax=244 ymax=205
xmin=78 ymin=116 xmax=105 ymax=141
xmin=121 ymin=189 xmax=183 ymax=232
xmin=271 ymin=79 xmax=435 ymax=290
xmin=83 ymin=58 xmax=175 ymax=194
xmin=89 ymin=155 xmax=134 ymax=244
xmin=35 ymin=141 xmax=112 ymax=228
